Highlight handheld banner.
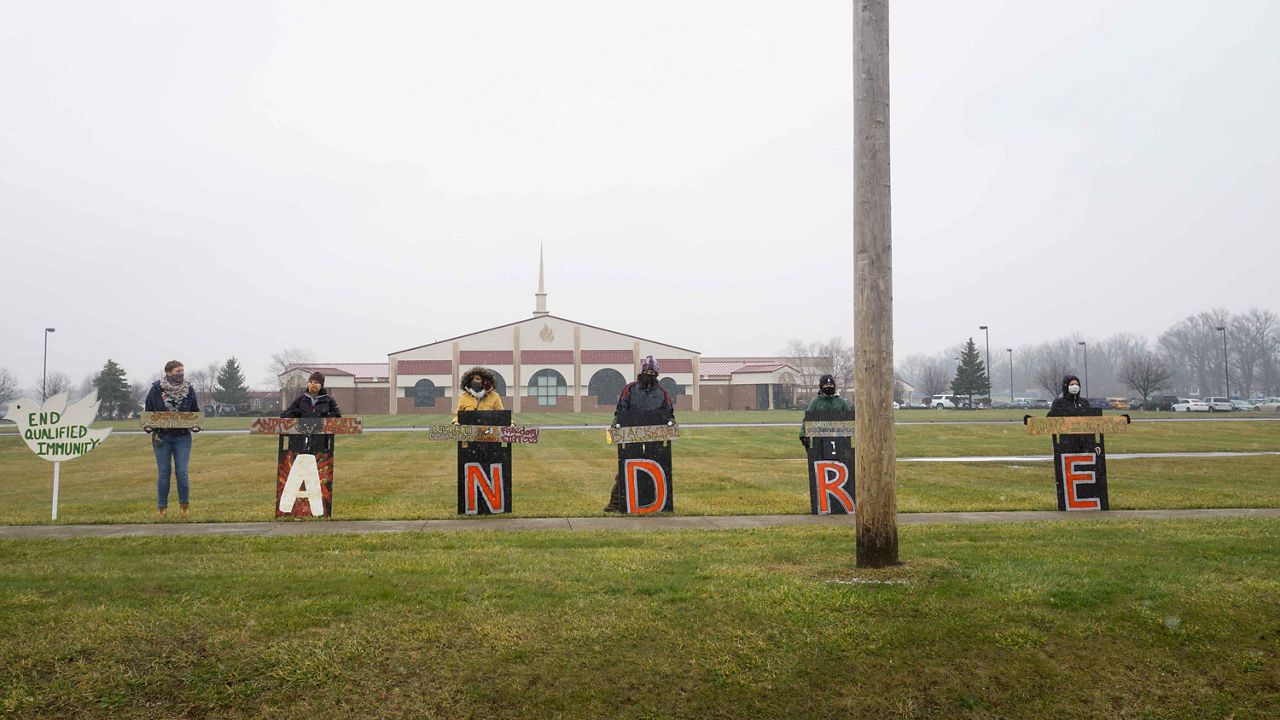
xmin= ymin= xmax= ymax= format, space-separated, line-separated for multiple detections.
xmin=804 ymin=410 xmax=856 ymax=515
xmin=140 ymin=411 xmax=204 ymax=431
xmin=427 ymin=423 xmax=540 ymax=444
xmin=453 ymin=410 xmax=513 ymax=515
xmin=615 ymin=409 xmax=674 ymax=514
xmin=1024 ymin=414 xmax=1127 ymax=511
xmin=606 ymin=423 xmax=680 ymax=445
xmin=254 ymin=416 xmax=361 ymax=518
xmin=2 ymin=392 xmax=113 ymax=521
xmin=249 ymin=417 xmax=363 ymax=435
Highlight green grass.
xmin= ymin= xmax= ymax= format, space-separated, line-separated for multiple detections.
xmin=1 ymin=420 xmax=1277 ymax=524
xmin=0 ymin=519 xmax=1276 ymax=718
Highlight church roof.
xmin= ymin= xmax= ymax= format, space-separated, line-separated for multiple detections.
xmin=389 ymin=314 xmax=699 ymax=356
xmin=281 ymin=363 xmax=389 ymax=379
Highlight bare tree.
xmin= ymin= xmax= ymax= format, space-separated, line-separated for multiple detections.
xmin=1032 ymin=345 xmax=1074 ymax=400
xmin=266 ymin=347 xmax=315 ymax=387
xmin=1117 ymin=351 xmax=1173 ymax=402
xmin=130 ymin=379 xmax=151 ymax=410
xmin=897 ymin=352 xmax=952 ymax=399
xmin=1159 ymin=309 xmax=1230 ymax=395
xmin=1230 ymin=308 xmax=1278 ymax=397
xmin=0 ymin=367 xmax=19 ymax=410
xmin=782 ymin=339 xmax=833 ymax=404
xmin=819 ymin=338 xmax=854 ymax=391
xmin=35 ymin=371 xmax=71 ymax=400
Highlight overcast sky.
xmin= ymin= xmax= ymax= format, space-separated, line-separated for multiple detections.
xmin=2 ymin=0 xmax=1277 ymax=391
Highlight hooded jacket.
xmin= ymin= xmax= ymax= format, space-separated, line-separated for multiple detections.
xmin=283 ymin=389 xmax=342 ymax=418
xmin=1048 ymin=374 xmax=1092 ymax=417
xmin=613 ymin=376 xmax=673 ymax=424
xmin=453 ymin=366 xmax=504 ymax=423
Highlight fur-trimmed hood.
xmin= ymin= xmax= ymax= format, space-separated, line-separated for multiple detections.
xmin=460 ymin=366 xmax=497 ymax=390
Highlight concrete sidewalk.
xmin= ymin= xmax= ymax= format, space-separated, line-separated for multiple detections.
xmin=1 ymin=507 xmax=1276 ymax=540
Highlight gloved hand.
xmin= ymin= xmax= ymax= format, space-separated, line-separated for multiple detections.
xmin=667 ymin=420 xmax=674 ymax=426
xmin=800 ymin=437 xmax=810 ymax=449
xmin=612 ymin=423 xmax=621 ymax=429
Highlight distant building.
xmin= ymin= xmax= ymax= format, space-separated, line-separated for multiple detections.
xmin=280 ymin=251 xmax=811 ymax=414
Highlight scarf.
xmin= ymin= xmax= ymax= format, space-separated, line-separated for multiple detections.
xmin=159 ymin=377 xmax=190 ymax=410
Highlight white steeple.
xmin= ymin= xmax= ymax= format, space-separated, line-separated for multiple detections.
xmin=533 ymin=243 xmax=549 ymax=316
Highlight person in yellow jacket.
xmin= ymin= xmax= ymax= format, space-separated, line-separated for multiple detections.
xmin=452 ymin=366 xmax=504 ymax=423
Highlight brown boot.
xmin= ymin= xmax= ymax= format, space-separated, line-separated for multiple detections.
xmin=157 ymin=507 xmax=167 ymax=520
xmin=603 ymin=474 xmax=622 ymax=513
xmin=179 ymin=503 xmax=189 ymax=519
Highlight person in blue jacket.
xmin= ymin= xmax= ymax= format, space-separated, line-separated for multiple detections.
xmin=144 ymin=360 xmax=201 ymax=519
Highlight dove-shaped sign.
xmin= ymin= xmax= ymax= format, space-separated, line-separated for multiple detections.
xmin=3 ymin=391 xmax=113 ymax=462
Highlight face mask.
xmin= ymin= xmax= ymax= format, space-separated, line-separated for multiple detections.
xmin=467 ymin=387 xmax=487 ymax=399
xmin=469 ymin=381 xmax=484 ymax=392
xmin=639 ymin=374 xmax=657 ymax=388
xmin=821 ymin=386 xmax=836 ymax=396
xmin=168 ymin=373 xmax=184 ymax=384
xmin=1068 ymin=384 xmax=1080 ymax=395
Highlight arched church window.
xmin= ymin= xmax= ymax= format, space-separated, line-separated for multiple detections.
xmin=527 ymin=369 xmax=568 ymax=407
xmin=587 ymin=368 xmax=627 ymax=405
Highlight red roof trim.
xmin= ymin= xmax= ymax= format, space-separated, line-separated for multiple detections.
xmin=459 ymin=350 xmax=514 ymax=365
xmin=397 ymin=360 xmax=453 ymax=375
xmin=581 ymin=350 xmax=634 ymax=364
xmin=521 ymin=350 xmax=573 ymax=364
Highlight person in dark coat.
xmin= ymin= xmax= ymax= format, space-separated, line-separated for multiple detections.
xmin=144 ymin=360 xmax=201 ymax=519
xmin=282 ymin=371 xmax=342 ymax=453
xmin=603 ymin=355 xmax=675 ymax=512
xmin=1048 ymin=374 xmax=1094 ymax=417
xmin=800 ymin=374 xmax=851 ymax=448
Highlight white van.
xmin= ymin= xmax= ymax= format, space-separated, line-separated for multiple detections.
xmin=930 ymin=394 xmax=958 ymax=409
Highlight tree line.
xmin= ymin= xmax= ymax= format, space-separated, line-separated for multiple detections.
xmin=897 ymin=307 xmax=1280 ymax=402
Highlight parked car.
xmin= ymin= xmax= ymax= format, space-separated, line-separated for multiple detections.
xmin=1107 ymin=398 xmax=1130 ymax=410
xmin=1142 ymin=395 xmax=1179 ymax=411
xmin=929 ymin=394 xmax=958 ymax=409
xmin=1253 ymin=397 xmax=1280 ymax=412
xmin=1088 ymin=397 xmax=1109 ymax=409
xmin=1230 ymin=399 xmax=1257 ymax=411
xmin=1202 ymin=397 xmax=1235 ymax=412
xmin=1028 ymin=399 xmax=1051 ymax=409
xmin=1172 ymin=398 xmax=1210 ymax=412
xmin=892 ymin=400 xmax=901 ymax=410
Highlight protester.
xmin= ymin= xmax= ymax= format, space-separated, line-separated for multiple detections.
xmin=1048 ymin=374 xmax=1093 ymax=417
xmin=603 ymin=355 xmax=674 ymax=512
xmin=799 ymin=374 xmax=851 ymax=449
xmin=282 ymin=371 xmax=342 ymax=453
xmin=144 ymin=360 xmax=200 ymax=519
xmin=452 ymin=366 xmax=504 ymax=424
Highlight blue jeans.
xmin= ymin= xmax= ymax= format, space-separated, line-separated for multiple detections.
xmin=154 ymin=433 xmax=193 ymax=509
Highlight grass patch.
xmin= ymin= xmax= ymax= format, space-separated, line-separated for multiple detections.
xmin=0 ymin=519 xmax=1276 ymax=718
xmin=0 ymin=421 xmax=1277 ymax=524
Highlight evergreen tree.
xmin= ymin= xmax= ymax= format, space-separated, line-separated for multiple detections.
xmin=214 ymin=357 xmax=249 ymax=406
xmin=951 ymin=337 xmax=991 ymax=407
xmin=93 ymin=359 xmax=135 ymax=419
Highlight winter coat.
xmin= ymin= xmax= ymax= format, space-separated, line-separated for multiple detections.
xmin=801 ymin=393 xmax=852 ymax=437
xmin=144 ymin=381 xmax=200 ymax=437
xmin=613 ymin=380 xmax=674 ymax=425
xmin=452 ymin=390 xmax=505 ymax=423
xmin=283 ymin=391 xmax=342 ymax=418
xmin=1048 ymin=374 xmax=1093 ymax=417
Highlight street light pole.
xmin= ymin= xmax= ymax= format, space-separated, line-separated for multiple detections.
xmin=42 ymin=327 xmax=56 ymax=401
xmin=1216 ymin=326 xmax=1229 ymax=398
xmin=978 ymin=326 xmax=990 ymax=398
xmin=1077 ymin=341 xmax=1088 ymax=398
xmin=1007 ymin=348 xmax=1014 ymax=404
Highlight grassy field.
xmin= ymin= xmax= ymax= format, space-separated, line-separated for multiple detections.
xmin=0 ymin=518 xmax=1275 ymax=719
xmin=0 ymin=417 xmax=1276 ymax=524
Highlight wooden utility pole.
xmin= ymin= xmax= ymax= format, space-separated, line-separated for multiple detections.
xmin=853 ymin=0 xmax=898 ymax=567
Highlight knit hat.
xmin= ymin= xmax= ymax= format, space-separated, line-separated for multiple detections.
xmin=308 ymin=371 xmax=325 ymax=385
xmin=819 ymin=374 xmax=836 ymax=388
xmin=640 ymin=355 xmax=660 ymax=373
